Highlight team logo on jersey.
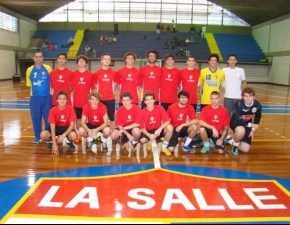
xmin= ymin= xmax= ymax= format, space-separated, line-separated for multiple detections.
xmin=214 ymin=115 xmax=218 ymax=119
xmin=94 ymin=116 xmax=98 ymax=120
xmin=61 ymin=115 xmax=65 ymax=120
xmin=128 ymin=74 xmax=132 ymax=78
xmin=189 ymin=76 xmax=193 ymax=80
xmin=150 ymin=72 xmax=154 ymax=76
xmin=180 ymin=114 xmax=183 ymax=118
xmin=104 ymin=74 xmax=107 ymax=79
xmin=42 ymin=71 xmax=46 ymax=76
xmin=59 ymin=75 xmax=63 ymax=80
xmin=150 ymin=117 xmax=154 ymax=121
xmin=252 ymin=107 xmax=257 ymax=113
xmin=80 ymin=77 xmax=84 ymax=82
xmin=128 ymin=115 xmax=132 ymax=120
xmin=215 ymin=75 xmax=218 ymax=80
xmin=168 ymin=74 xmax=171 ymax=78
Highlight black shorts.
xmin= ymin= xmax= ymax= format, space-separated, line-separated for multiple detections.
xmin=160 ymin=102 xmax=172 ymax=112
xmin=168 ymin=126 xmax=189 ymax=148
xmin=87 ymin=124 xmax=103 ymax=131
xmin=230 ymin=120 xmax=252 ymax=145
xmin=201 ymin=127 xmax=225 ymax=151
xmin=74 ymin=107 xmax=83 ymax=119
xmin=100 ymin=99 xmax=116 ymax=121
xmin=45 ymin=126 xmax=76 ymax=137
xmin=116 ymin=128 xmax=134 ymax=143
xmin=140 ymin=129 xmax=165 ymax=142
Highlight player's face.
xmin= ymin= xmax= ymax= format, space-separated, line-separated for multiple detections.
xmin=147 ymin=53 xmax=157 ymax=64
xmin=187 ymin=57 xmax=196 ymax=68
xmin=125 ymin=55 xmax=135 ymax=67
xmin=56 ymin=94 xmax=68 ymax=107
xmin=89 ymin=96 xmax=100 ymax=108
xmin=122 ymin=96 xmax=132 ymax=108
xmin=210 ymin=94 xmax=220 ymax=107
xmin=57 ymin=55 xmax=67 ymax=67
xmin=243 ymin=93 xmax=254 ymax=105
xmin=33 ymin=52 xmax=43 ymax=65
xmin=227 ymin=56 xmax=237 ymax=67
xmin=77 ymin=58 xmax=87 ymax=68
xmin=101 ymin=55 xmax=111 ymax=67
xmin=165 ymin=57 xmax=174 ymax=67
xmin=144 ymin=96 xmax=155 ymax=107
xmin=208 ymin=57 xmax=218 ymax=69
xmin=178 ymin=95 xmax=188 ymax=105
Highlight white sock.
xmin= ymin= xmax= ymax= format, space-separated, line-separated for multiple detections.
xmin=233 ymin=141 xmax=240 ymax=147
xmin=101 ymin=136 xmax=107 ymax=143
xmin=87 ymin=137 xmax=93 ymax=142
xmin=203 ymin=141 xmax=209 ymax=147
xmin=132 ymin=140 xmax=138 ymax=145
xmin=184 ymin=137 xmax=192 ymax=146
xmin=162 ymin=141 xmax=169 ymax=148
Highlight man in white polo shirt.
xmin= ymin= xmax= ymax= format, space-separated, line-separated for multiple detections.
xmin=222 ymin=54 xmax=247 ymax=118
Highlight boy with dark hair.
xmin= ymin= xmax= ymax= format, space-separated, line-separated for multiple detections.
xmin=40 ymin=90 xmax=77 ymax=155
xmin=140 ymin=91 xmax=173 ymax=156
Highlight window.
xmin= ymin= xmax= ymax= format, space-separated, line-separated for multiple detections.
xmin=0 ymin=11 xmax=18 ymax=32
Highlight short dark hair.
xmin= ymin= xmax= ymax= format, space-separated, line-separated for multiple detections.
xmin=76 ymin=55 xmax=88 ymax=64
xmin=121 ymin=92 xmax=132 ymax=100
xmin=242 ymin=87 xmax=255 ymax=96
xmin=124 ymin=51 xmax=136 ymax=61
xmin=208 ymin=53 xmax=219 ymax=62
xmin=165 ymin=53 xmax=175 ymax=61
xmin=147 ymin=49 xmax=159 ymax=60
xmin=187 ymin=55 xmax=196 ymax=61
xmin=58 ymin=52 xmax=67 ymax=59
xmin=101 ymin=53 xmax=111 ymax=60
xmin=178 ymin=90 xmax=189 ymax=99
xmin=210 ymin=91 xmax=220 ymax=97
xmin=88 ymin=90 xmax=102 ymax=101
xmin=56 ymin=90 xmax=68 ymax=100
xmin=228 ymin=53 xmax=237 ymax=60
xmin=33 ymin=51 xmax=43 ymax=56
xmin=143 ymin=91 xmax=155 ymax=101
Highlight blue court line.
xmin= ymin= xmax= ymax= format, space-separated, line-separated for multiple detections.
xmin=0 ymin=100 xmax=290 ymax=114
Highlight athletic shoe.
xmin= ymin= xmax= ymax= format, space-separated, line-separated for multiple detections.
xmin=200 ymin=145 xmax=209 ymax=153
xmin=75 ymin=134 xmax=82 ymax=143
xmin=46 ymin=142 xmax=52 ymax=150
xmin=131 ymin=142 xmax=138 ymax=152
xmin=209 ymin=141 xmax=214 ymax=147
xmin=66 ymin=141 xmax=75 ymax=150
xmin=101 ymin=142 xmax=108 ymax=151
xmin=182 ymin=145 xmax=195 ymax=153
xmin=224 ymin=135 xmax=232 ymax=144
xmin=160 ymin=137 xmax=165 ymax=141
xmin=94 ymin=133 xmax=101 ymax=142
xmin=146 ymin=141 xmax=152 ymax=151
xmin=86 ymin=141 xmax=94 ymax=151
xmin=231 ymin=145 xmax=239 ymax=156
xmin=161 ymin=147 xmax=172 ymax=156
xmin=33 ymin=138 xmax=41 ymax=144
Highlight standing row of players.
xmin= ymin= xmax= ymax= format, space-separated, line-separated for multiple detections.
xmin=26 ymin=50 xmax=262 ymax=156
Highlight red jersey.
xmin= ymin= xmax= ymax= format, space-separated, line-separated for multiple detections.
xmin=48 ymin=105 xmax=77 ymax=127
xmin=141 ymin=105 xmax=169 ymax=130
xmin=93 ymin=68 xmax=116 ymax=101
xmin=160 ymin=67 xmax=180 ymax=103
xmin=116 ymin=104 xmax=142 ymax=127
xmin=200 ymin=105 xmax=229 ymax=135
xmin=140 ymin=65 xmax=161 ymax=101
xmin=180 ymin=68 xmax=200 ymax=104
xmin=71 ymin=70 xmax=94 ymax=108
xmin=82 ymin=103 xmax=107 ymax=126
xmin=167 ymin=103 xmax=196 ymax=127
xmin=50 ymin=68 xmax=73 ymax=106
xmin=116 ymin=67 xmax=141 ymax=104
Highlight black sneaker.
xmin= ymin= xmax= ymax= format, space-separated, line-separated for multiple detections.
xmin=101 ymin=142 xmax=108 ymax=151
xmin=46 ymin=142 xmax=52 ymax=150
xmin=66 ymin=141 xmax=75 ymax=150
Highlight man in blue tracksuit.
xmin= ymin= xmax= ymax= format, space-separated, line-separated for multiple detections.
xmin=26 ymin=51 xmax=52 ymax=143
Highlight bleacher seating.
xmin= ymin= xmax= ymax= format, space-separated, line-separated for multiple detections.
xmin=32 ymin=30 xmax=77 ymax=58
xmin=78 ymin=30 xmax=211 ymax=60
xmin=214 ymin=34 xmax=265 ymax=62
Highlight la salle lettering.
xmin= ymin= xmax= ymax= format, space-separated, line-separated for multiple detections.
xmin=38 ymin=186 xmax=287 ymax=210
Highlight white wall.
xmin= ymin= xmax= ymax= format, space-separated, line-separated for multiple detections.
xmin=252 ymin=13 xmax=290 ymax=85
xmin=0 ymin=7 xmax=37 ymax=79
